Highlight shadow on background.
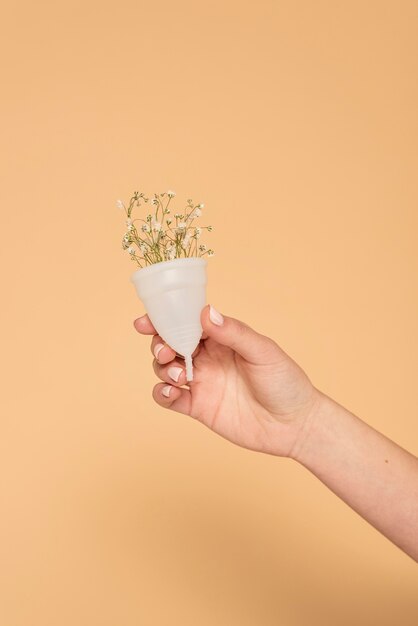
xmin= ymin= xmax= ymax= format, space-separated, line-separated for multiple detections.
xmin=86 ymin=467 xmax=418 ymax=626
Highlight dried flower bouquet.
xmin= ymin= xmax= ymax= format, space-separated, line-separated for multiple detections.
xmin=118 ymin=190 xmax=214 ymax=382
xmin=118 ymin=190 xmax=214 ymax=266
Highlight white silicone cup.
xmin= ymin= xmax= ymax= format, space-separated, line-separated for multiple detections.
xmin=131 ymin=257 xmax=208 ymax=382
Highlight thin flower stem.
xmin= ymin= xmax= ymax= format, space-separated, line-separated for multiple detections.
xmin=121 ymin=191 xmax=213 ymax=266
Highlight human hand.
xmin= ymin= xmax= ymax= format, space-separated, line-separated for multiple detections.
xmin=133 ymin=304 xmax=322 ymax=458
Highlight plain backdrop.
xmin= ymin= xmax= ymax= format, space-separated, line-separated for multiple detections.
xmin=1 ymin=1 xmax=417 ymax=625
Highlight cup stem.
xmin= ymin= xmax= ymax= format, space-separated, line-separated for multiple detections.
xmin=185 ymin=355 xmax=193 ymax=382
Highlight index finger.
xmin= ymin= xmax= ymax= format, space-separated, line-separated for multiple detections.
xmin=133 ymin=314 xmax=157 ymax=335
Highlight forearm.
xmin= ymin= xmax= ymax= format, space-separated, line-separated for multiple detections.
xmin=291 ymin=390 xmax=418 ymax=561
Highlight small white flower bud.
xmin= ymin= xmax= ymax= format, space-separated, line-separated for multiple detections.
xmin=182 ymin=234 xmax=191 ymax=249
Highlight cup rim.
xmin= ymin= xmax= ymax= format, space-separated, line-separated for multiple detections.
xmin=130 ymin=256 xmax=208 ymax=282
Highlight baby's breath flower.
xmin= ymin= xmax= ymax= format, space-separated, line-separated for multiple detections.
xmin=116 ymin=199 xmax=124 ymax=209
xmin=166 ymin=245 xmax=176 ymax=260
xmin=182 ymin=233 xmax=192 ymax=249
xmin=119 ymin=190 xmax=215 ymax=267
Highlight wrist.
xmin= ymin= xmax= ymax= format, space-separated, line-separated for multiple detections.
xmin=288 ymin=388 xmax=335 ymax=465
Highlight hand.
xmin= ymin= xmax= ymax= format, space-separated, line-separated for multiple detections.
xmin=133 ymin=304 xmax=322 ymax=458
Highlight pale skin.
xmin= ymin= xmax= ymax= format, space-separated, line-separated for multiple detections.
xmin=134 ymin=304 xmax=418 ymax=562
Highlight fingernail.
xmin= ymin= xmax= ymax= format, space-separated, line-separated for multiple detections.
xmin=168 ymin=366 xmax=183 ymax=382
xmin=162 ymin=385 xmax=172 ymax=397
xmin=209 ymin=304 xmax=224 ymax=326
xmin=154 ymin=343 xmax=165 ymax=360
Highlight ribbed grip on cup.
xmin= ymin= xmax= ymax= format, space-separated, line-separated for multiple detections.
xmin=160 ymin=323 xmax=203 ymax=356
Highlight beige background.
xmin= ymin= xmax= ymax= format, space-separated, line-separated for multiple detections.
xmin=1 ymin=0 xmax=417 ymax=624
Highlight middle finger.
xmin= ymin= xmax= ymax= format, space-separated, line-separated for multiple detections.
xmin=153 ymin=357 xmax=188 ymax=386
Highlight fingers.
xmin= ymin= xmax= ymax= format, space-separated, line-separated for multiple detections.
xmin=133 ymin=315 xmax=179 ymax=364
xmin=152 ymin=382 xmax=192 ymax=416
xmin=152 ymin=357 xmax=189 ymax=387
xmin=134 ymin=314 xmax=206 ymax=364
xmin=150 ymin=335 xmax=177 ymax=365
xmin=133 ymin=313 xmax=203 ymax=418
xmin=152 ymin=357 xmax=193 ymax=416
xmin=133 ymin=314 xmax=157 ymax=335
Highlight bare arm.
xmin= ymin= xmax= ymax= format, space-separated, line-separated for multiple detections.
xmin=134 ymin=305 xmax=418 ymax=561
xmin=290 ymin=390 xmax=418 ymax=561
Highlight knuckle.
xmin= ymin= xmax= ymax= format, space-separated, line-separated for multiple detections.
xmin=234 ymin=320 xmax=250 ymax=340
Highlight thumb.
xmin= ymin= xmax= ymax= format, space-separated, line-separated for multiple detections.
xmin=201 ymin=304 xmax=285 ymax=365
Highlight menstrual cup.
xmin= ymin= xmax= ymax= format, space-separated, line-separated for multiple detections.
xmin=131 ymin=257 xmax=208 ymax=382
